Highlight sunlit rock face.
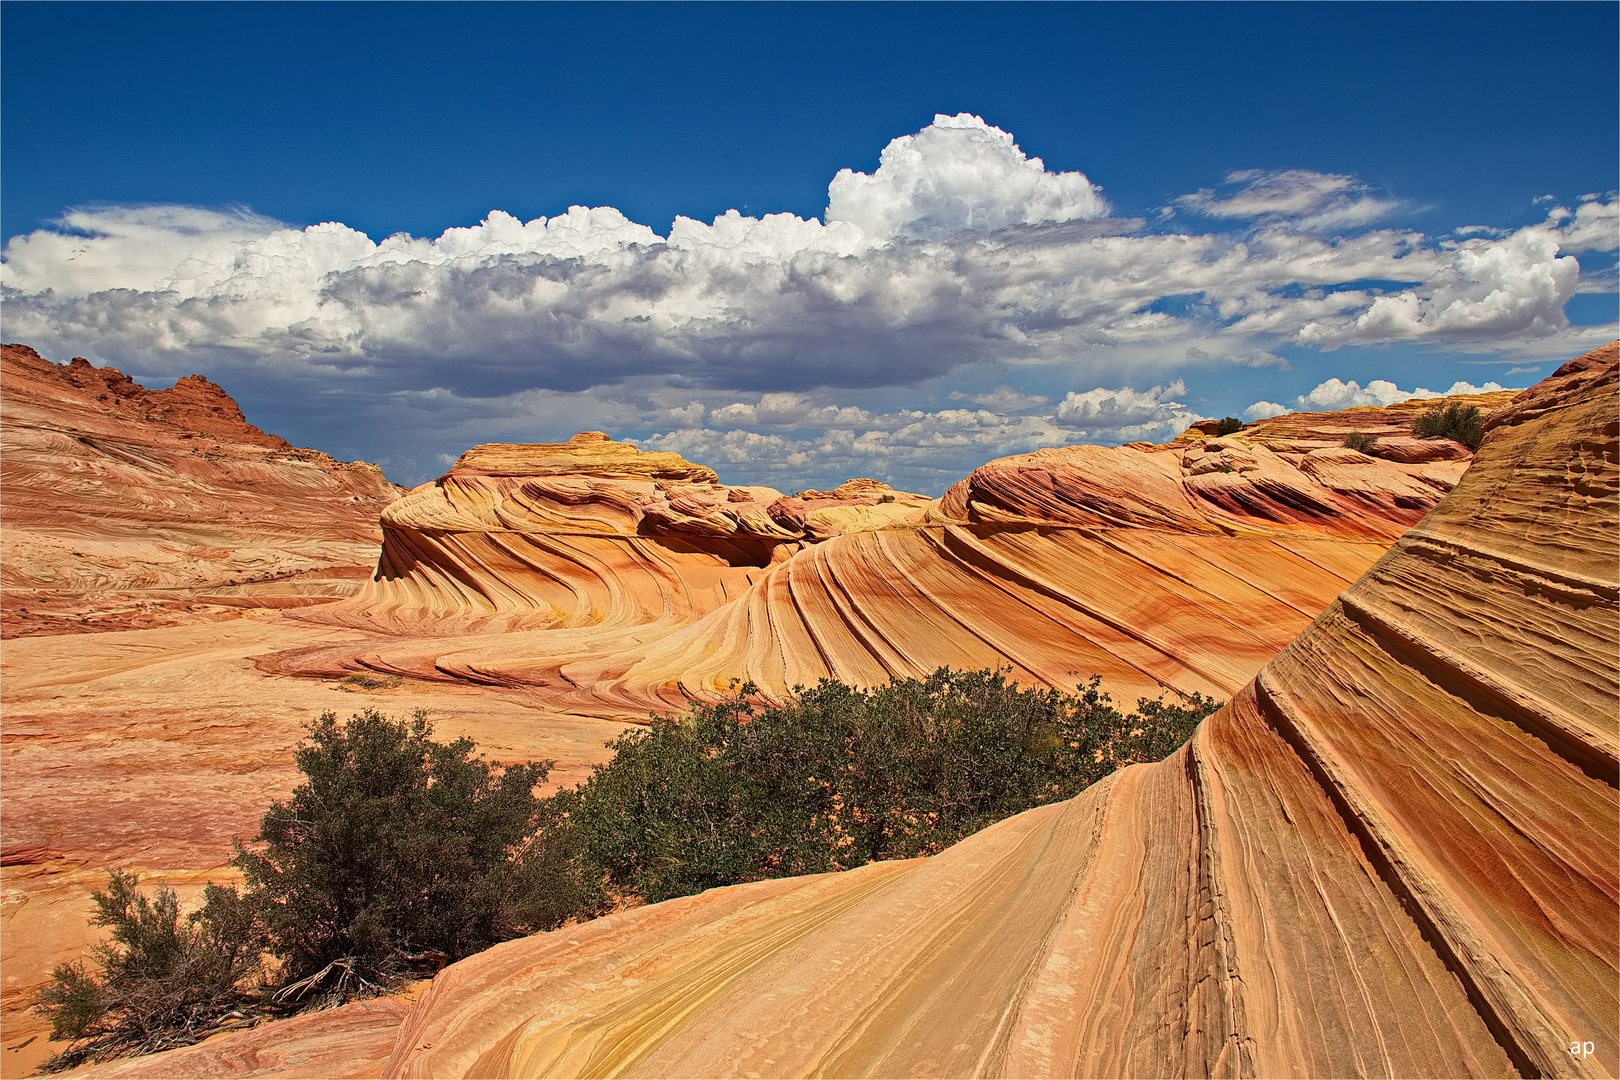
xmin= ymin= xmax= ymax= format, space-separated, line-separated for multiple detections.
xmin=301 ymin=435 xmax=927 ymax=637
xmin=0 ymin=343 xmax=401 ymax=636
xmin=0 ymin=346 xmax=601 ymax=1075
xmin=63 ymin=997 xmax=416 ymax=1079
xmin=374 ymin=344 xmax=1616 ymax=1079
xmin=285 ymin=387 xmax=1515 ymax=718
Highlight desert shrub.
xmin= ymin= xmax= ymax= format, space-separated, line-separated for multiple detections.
xmin=37 ymin=711 xmax=553 ymax=1069
xmin=1413 ymin=403 xmax=1484 ymax=449
xmin=538 ymin=669 xmax=1220 ymax=906
xmin=1215 ymin=416 xmax=1244 ymax=436
xmin=1342 ymin=431 xmax=1379 ymax=453
xmin=339 ymin=672 xmax=402 ymax=691
xmin=41 ymin=677 xmax=1219 ymax=1065
xmin=227 ymin=709 xmax=551 ymax=1003
xmin=34 ymin=872 xmax=261 ymax=1070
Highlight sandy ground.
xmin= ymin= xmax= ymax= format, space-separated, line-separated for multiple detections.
xmin=0 ymin=613 xmax=631 ymax=1078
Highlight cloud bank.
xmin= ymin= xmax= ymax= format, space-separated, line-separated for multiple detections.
xmin=2 ymin=113 xmax=1612 ymax=489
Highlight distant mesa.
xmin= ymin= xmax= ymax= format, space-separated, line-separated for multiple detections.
xmin=0 ymin=342 xmax=401 ymax=637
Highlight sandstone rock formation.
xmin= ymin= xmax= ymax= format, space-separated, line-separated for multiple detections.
xmin=0 ymin=349 xmax=629 ymax=1075
xmin=62 ymin=997 xmax=418 ymax=1080
xmin=283 ymin=388 xmax=1514 ymax=719
xmin=0 ymin=343 xmax=401 ymax=637
xmin=357 ymin=344 xmax=1615 ymax=1078
xmin=0 ymin=618 xmax=634 ymax=1078
xmin=10 ymin=331 xmax=1584 ymax=1079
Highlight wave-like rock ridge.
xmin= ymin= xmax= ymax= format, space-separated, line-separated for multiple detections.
xmin=0 ymin=343 xmax=401 ymax=636
xmin=364 ymin=343 xmax=1617 ymax=1078
xmin=285 ymin=388 xmax=1516 ymax=717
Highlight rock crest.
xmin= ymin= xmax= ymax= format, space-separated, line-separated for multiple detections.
xmin=368 ymin=343 xmax=1618 ymax=1079
xmin=281 ymin=387 xmax=1509 ymax=716
xmin=0 ymin=343 xmax=401 ymax=636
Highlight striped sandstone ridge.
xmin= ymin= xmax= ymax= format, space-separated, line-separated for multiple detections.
xmin=0 ymin=349 xmax=611 ymax=1075
xmin=364 ymin=343 xmax=1616 ymax=1078
xmin=0 ymin=343 xmax=401 ymax=636
xmin=298 ymin=434 xmax=928 ymax=638
xmin=283 ymin=389 xmax=1513 ymax=716
xmin=60 ymin=997 xmax=418 ymax=1080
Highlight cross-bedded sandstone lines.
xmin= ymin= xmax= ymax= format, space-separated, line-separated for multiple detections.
xmin=280 ymin=391 xmax=1514 ymax=719
xmin=0 ymin=344 xmax=401 ymax=637
xmin=374 ymin=344 xmax=1617 ymax=1079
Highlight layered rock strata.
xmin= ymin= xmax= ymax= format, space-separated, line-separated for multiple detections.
xmin=1 ymin=342 xmax=533 ymax=1075
xmin=1 ymin=618 xmax=633 ymax=1078
xmin=287 ymin=390 xmax=1513 ymax=717
xmin=64 ymin=997 xmax=417 ymax=1080
xmin=371 ymin=345 xmax=1617 ymax=1077
xmin=0 ymin=343 xmax=400 ymax=636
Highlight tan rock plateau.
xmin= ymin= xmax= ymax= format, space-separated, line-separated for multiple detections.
xmin=354 ymin=345 xmax=1613 ymax=1077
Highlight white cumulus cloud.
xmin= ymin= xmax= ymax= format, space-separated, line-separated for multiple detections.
xmin=636 ymin=377 xmax=1209 ymax=491
xmin=1243 ymin=401 xmax=1290 ymax=420
xmin=826 ymin=113 xmax=1107 ymax=240
xmin=1546 ymin=196 xmax=1619 ymax=254
xmin=708 ymin=392 xmax=874 ymax=429
xmin=0 ymin=115 xmax=1606 ymax=491
xmin=1280 ymin=376 xmax=1510 ymax=413
xmin=638 ymin=404 xmax=1076 ymax=491
xmin=1054 ymin=380 xmax=1204 ymax=439
xmin=1302 ymin=228 xmax=1579 ymax=345
xmin=0 ymin=205 xmax=284 ymax=295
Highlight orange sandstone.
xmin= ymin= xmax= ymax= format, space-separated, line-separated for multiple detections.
xmin=0 ymin=350 xmax=629 ymax=1075
xmin=0 ymin=343 xmax=401 ymax=637
xmin=373 ymin=344 xmax=1616 ymax=1078
xmin=284 ymin=390 xmax=1511 ymax=717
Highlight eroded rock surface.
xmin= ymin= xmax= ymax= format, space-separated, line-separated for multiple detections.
xmin=8 ymin=334 xmax=1582 ymax=1078
xmin=0 ymin=619 xmax=632 ymax=1077
xmin=368 ymin=344 xmax=1615 ymax=1078
xmin=65 ymin=996 xmax=418 ymax=1079
xmin=0 ymin=343 xmax=401 ymax=637
xmin=0 ymin=349 xmax=629 ymax=1075
xmin=282 ymin=390 xmax=1513 ymax=717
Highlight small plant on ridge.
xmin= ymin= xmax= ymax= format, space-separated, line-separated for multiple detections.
xmin=1413 ymin=403 xmax=1484 ymax=449
xmin=1342 ymin=431 xmax=1379 ymax=453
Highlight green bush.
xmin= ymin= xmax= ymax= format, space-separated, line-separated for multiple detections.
xmin=227 ymin=709 xmax=551 ymax=1004
xmin=1413 ymin=403 xmax=1484 ymax=449
xmin=39 ymin=676 xmax=1220 ymax=1067
xmin=1342 ymin=431 xmax=1379 ymax=453
xmin=539 ymin=669 xmax=1220 ymax=906
xmin=1215 ymin=417 xmax=1244 ymax=436
xmin=37 ymin=710 xmax=551 ymax=1071
xmin=33 ymin=871 xmax=261 ymax=1070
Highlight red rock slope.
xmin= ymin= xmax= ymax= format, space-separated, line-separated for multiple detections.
xmin=372 ymin=343 xmax=1615 ymax=1078
xmin=281 ymin=388 xmax=1514 ymax=718
xmin=0 ymin=343 xmax=401 ymax=636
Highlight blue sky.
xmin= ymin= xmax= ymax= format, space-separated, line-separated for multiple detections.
xmin=3 ymin=1 xmax=1616 ymax=491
